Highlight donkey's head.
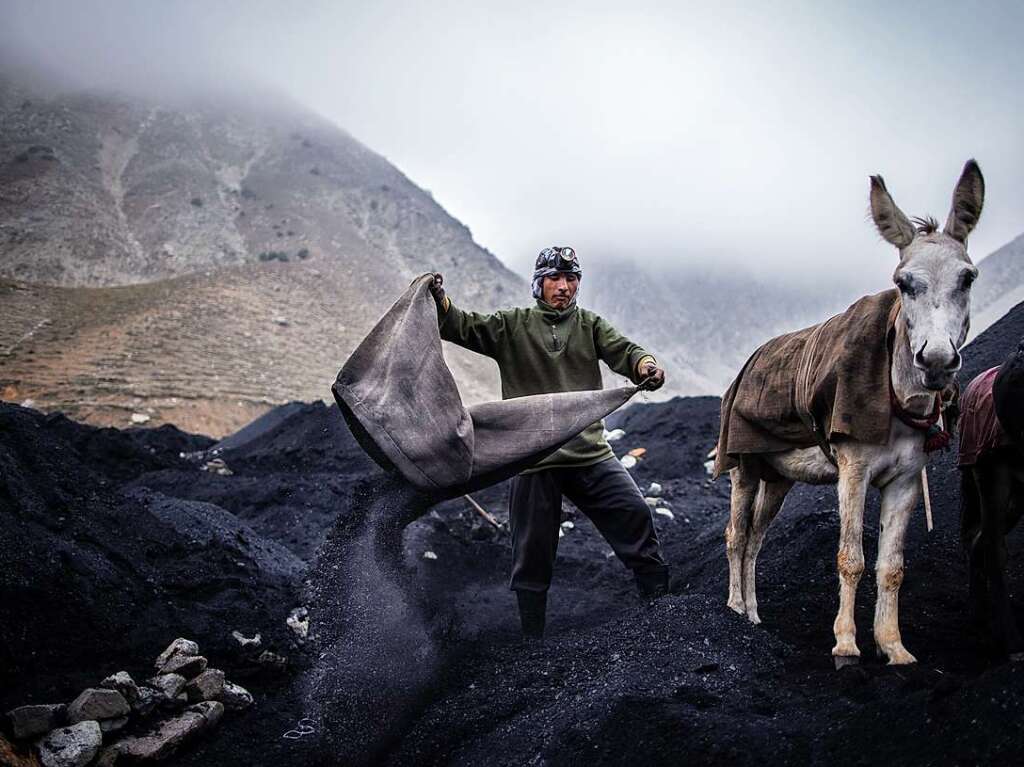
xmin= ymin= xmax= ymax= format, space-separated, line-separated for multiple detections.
xmin=870 ymin=160 xmax=984 ymax=391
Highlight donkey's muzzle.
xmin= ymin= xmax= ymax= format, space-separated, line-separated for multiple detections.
xmin=915 ymin=339 xmax=962 ymax=390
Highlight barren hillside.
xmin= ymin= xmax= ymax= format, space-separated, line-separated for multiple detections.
xmin=0 ymin=264 xmax=501 ymax=436
xmin=0 ymin=76 xmax=519 ymax=433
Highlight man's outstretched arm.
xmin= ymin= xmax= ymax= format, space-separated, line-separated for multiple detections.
xmin=593 ymin=315 xmax=666 ymax=390
xmin=430 ymin=272 xmax=508 ymax=359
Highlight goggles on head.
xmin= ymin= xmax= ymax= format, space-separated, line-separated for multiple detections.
xmin=535 ymin=246 xmax=578 ymax=271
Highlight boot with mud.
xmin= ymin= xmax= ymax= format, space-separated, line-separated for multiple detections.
xmin=516 ymin=590 xmax=547 ymax=640
xmin=635 ymin=568 xmax=670 ymax=601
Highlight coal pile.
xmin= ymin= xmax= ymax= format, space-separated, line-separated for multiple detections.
xmin=0 ymin=404 xmax=340 ymax=766
xmin=3 ymin=301 xmax=1024 ymax=766
xmin=0 ymin=406 xmax=302 ymax=702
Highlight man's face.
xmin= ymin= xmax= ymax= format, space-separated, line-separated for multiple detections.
xmin=542 ymin=272 xmax=579 ymax=309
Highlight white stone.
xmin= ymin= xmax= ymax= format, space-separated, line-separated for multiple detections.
xmin=560 ymin=520 xmax=574 ymax=530
xmin=655 ymin=508 xmax=675 ymax=520
xmin=155 ymin=638 xmax=199 ymax=670
xmin=6 ymin=703 xmax=65 ymax=739
xmin=231 ymin=630 xmax=262 ymax=651
xmin=648 ymin=482 xmax=663 ymax=495
xmin=218 ymin=682 xmax=254 ymax=711
xmin=36 ymin=721 xmax=102 ymax=767
xmin=185 ymin=669 xmax=225 ymax=703
xmin=148 ymin=673 xmax=187 ymax=700
xmin=66 ymin=689 xmax=129 ymax=724
xmin=287 ymin=607 xmax=309 ymax=640
xmin=644 ymin=497 xmax=659 ymax=507
xmin=159 ymin=653 xmax=207 ymax=678
xmin=201 ymin=458 xmax=233 ymax=476
xmin=422 ymin=551 xmax=438 ymax=560
xmin=620 ymin=455 xmax=637 ymax=469
xmin=605 ymin=428 xmax=626 ymax=443
xmin=256 ymin=650 xmax=288 ymax=670
xmin=100 ymin=672 xmax=138 ymax=705
xmin=704 ymin=460 xmax=716 ymax=476
xmin=129 ymin=413 xmax=150 ymax=424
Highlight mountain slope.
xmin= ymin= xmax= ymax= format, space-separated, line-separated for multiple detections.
xmin=969 ymin=232 xmax=1024 ymax=339
xmin=0 ymin=74 xmax=521 ymax=309
xmin=0 ymin=77 xmax=519 ymax=433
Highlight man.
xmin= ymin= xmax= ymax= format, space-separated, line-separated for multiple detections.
xmin=430 ymin=246 xmax=670 ymax=639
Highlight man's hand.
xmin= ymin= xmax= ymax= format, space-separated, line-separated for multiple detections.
xmin=429 ymin=273 xmax=446 ymax=306
xmin=639 ymin=360 xmax=666 ymax=391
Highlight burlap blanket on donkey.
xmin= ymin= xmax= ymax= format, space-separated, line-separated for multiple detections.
xmin=333 ymin=274 xmax=641 ymax=498
xmin=714 ymin=289 xmax=901 ymax=478
xmin=957 ymin=367 xmax=1012 ymax=467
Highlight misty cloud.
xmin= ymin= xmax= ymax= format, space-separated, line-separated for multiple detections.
xmin=2 ymin=0 xmax=1022 ymax=288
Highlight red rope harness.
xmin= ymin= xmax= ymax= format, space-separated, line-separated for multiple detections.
xmin=888 ymin=379 xmax=951 ymax=452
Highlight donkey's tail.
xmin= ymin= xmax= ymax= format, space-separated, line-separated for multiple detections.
xmin=959 ymin=467 xmax=980 ymax=557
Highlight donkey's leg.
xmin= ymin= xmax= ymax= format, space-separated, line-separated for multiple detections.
xmin=832 ymin=459 xmax=868 ymax=667
xmin=741 ymin=478 xmax=794 ymax=624
xmin=976 ymin=459 xmax=1023 ymax=657
xmin=962 ymin=468 xmax=988 ymax=626
xmin=873 ymin=472 xmax=919 ymax=665
xmin=726 ymin=460 xmax=759 ymax=615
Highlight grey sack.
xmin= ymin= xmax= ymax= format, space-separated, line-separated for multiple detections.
xmin=332 ymin=274 xmax=641 ymax=497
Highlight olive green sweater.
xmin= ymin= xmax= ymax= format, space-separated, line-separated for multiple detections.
xmin=439 ymin=298 xmax=655 ymax=471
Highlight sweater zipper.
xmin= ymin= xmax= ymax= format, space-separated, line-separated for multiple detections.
xmin=550 ymin=323 xmax=559 ymax=351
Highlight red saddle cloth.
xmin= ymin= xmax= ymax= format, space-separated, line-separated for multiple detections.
xmin=958 ymin=366 xmax=1012 ymax=467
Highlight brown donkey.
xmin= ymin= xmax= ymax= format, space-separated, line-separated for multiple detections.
xmin=715 ymin=160 xmax=984 ymax=667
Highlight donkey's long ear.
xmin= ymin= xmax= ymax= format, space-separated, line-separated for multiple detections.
xmin=870 ymin=174 xmax=915 ymax=249
xmin=943 ymin=159 xmax=985 ymax=243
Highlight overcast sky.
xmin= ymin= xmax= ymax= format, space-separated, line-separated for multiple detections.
xmin=3 ymin=0 xmax=1022 ymax=286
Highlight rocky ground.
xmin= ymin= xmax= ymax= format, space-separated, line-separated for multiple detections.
xmin=3 ymin=301 xmax=1024 ymax=766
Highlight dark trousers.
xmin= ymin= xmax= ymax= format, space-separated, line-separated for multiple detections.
xmin=508 ymin=457 xmax=668 ymax=593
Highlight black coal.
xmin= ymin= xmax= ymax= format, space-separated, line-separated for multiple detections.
xmin=3 ymin=302 xmax=1024 ymax=766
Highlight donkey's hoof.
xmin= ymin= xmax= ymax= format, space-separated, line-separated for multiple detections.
xmin=833 ymin=654 xmax=860 ymax=670
xmin=726 ymin=599 xmax=746 ymax=616
xmin=884 ymin=649 xmax=918 ymax=666
xmin=746 ymin=609 xmax=761 ymax=625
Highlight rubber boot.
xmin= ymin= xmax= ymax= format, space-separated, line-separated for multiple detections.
xmin=635 ymin=568 xmax=670 ymax=600
xmin=516 ymin=590 xmax=547 ymax=639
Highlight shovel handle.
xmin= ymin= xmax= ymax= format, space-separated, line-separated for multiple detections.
xmin=464 ymin=494 xmax=501 ymax=529
xmin=921 ymin=467 xmax=933 ymax=533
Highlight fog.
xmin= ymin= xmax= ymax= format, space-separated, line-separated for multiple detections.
xmin=3 ymin=0 xmax=1023 ymax=286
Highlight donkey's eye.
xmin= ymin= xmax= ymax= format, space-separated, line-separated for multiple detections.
xmin=895 ymin=275 xmax=917 ymax=297
xmin=959 ymin=271 xmax=976 ymax=291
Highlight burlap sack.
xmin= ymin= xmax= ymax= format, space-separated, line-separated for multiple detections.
xmin=333 ymin=274 xmax=640 ymax=497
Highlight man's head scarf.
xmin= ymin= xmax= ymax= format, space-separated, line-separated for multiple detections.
xmin=531 ymin=246 xmax=582 ymax=300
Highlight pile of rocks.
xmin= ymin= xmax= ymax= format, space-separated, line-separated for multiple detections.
xmin=2 ymin=638 xmax=252 ymax=767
